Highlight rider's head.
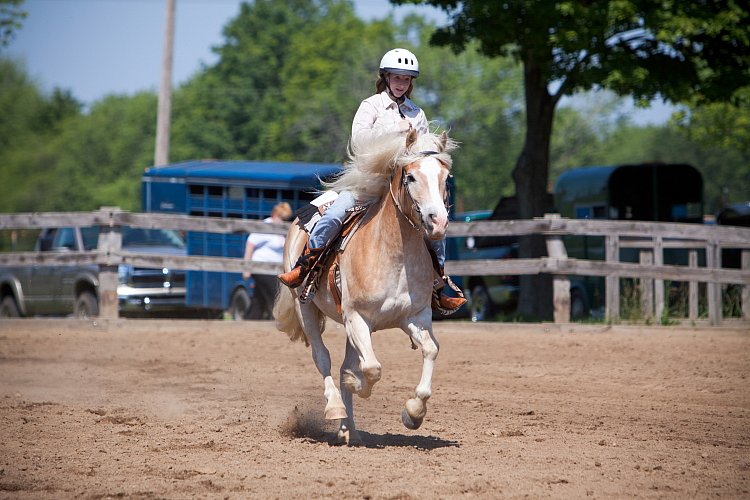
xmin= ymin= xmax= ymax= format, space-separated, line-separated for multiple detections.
xmin=376 ymin=48 xmax=419 ymax=100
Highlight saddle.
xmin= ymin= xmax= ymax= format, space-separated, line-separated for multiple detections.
xmin=294 ymin=192 xmax=370 ymax=307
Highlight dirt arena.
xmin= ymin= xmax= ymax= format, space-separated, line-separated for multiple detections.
xmin=0 ymin=318 xmax=748 ymax=499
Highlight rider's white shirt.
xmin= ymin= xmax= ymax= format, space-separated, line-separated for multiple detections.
xmin=351 ymin=91 xmax=428 ymax=147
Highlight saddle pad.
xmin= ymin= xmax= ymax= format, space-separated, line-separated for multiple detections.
xmin=296 ymin=190 xmax=338 ymax=234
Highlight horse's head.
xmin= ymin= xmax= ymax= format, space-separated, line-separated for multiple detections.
xmin=393 ymin=130 xmax=457 ymax=240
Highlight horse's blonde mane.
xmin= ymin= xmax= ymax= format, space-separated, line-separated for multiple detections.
xmin=323 ymin=129 xmax=458 ymax=202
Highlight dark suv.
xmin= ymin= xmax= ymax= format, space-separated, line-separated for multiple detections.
xmin=454 ymin=210 xmax=520 ymax=321
xmin=454 ymin=207 xmax=590 ymax=322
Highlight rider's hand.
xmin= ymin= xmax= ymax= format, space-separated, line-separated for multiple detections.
xmin=398 ymin=119 xmax=412 ymax=133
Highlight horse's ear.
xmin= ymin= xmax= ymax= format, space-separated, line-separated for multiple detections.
xmin=439 ymin=131 xmax=449 ymax=152
xmin=405 ymin=128 xmax=418 ymax=150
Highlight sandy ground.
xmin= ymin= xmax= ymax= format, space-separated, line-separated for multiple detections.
xmin=0 ymin=318 xmax=748 ymax=499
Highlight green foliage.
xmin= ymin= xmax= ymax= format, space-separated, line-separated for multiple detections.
xmin=0 ymin=70 xmax=155 ymax=211
xmin=0 ymin=0 xmax=25 ymax=50
xmin=267 ymin=2 xmax=390 ymax=162
xmin=49 ymin=93 xmax=157 ymax=210
xmin=1 ymin=0 xmax=748 ymax=218
xmin=408 ymin=15 xmax=525 ymax=211
xmin=397 ymin=0 xmax=750 ymax=103
xmin=0 ymin=57 xmax=42 ymax=150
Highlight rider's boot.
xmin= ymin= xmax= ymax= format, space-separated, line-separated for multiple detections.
xmin=432 ymin=267 xmax=467 ymax=315
xmin=278 ymin=244 xmax=324 ymax=289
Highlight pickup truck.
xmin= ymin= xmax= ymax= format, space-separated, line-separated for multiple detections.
xmin=0 ymin=225 xmax=189 ymax=318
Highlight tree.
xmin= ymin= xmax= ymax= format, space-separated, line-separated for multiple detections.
xmin=394 ymin=0 xmax=750 ymax=319
xmin=0 ymin=0 xmax=25 ymax=50
xmin=168 ymin=0 xmax=392 ymax=164
xmin=405 ymin=15 xmax=525 ymax=211
xmin=670 ymin=91 xmax=750 ymax=208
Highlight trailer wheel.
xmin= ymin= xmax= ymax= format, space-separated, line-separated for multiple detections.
xmin=229 ymin=288 xmax=251 ymax=321
xmin=1 ymin=296 xmax=21 ymax=317
xmin=75 ymin=291 xmax=99 ymax=319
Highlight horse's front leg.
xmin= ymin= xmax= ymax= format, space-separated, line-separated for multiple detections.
xmin=343 ymin=312 xmax=382 ymax=393
xmin=400 ymin=311 xmax=439 ymax=430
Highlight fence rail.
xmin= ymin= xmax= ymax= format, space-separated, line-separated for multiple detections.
xmin=1 ymin=208 xmax=749 ymax=324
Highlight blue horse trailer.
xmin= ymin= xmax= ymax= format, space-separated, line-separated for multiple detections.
xmin=141 ymin=159 xmax=342 ymax=318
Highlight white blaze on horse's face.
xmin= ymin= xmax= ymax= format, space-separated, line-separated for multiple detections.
xmin=408 ymin=156 xmax=450 ymax=240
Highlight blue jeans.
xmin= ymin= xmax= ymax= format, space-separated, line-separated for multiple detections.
xmin=308 ymin=190 xmax=446 ymax=267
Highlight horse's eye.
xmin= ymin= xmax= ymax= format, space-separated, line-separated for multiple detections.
xmin=405 ymin=173 xmax=416 ymax=183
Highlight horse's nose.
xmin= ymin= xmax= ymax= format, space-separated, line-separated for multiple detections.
xmin=428 ymin=211 xmax=448 ymax=237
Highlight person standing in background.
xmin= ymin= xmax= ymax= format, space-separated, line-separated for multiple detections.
xmin=243 ymin=202 xmax=293 ymax=319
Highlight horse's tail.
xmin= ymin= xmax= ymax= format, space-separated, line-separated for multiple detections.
xmin=272 ymin=222 xmax=326 ymax=344
xmin=273 ymin=284 xmax=307 ymax=343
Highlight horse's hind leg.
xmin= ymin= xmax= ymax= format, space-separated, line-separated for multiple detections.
xmin=298 ymin=304 xmax=346 ymax=420
xmin=400 ymin=313 xmax=439 ymax=430
xmin=336 ymin=340 xmax=363 ymax=446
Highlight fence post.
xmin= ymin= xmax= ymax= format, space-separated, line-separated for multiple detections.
xmin=639 ymin=249 xmax=654 ymax=321
xmin=653 ymin=236 xmax=665 ymax=322
xmin=706 ymin=241 xmax=721 ymax=326
xmin=543 ymin=214 xmax=570 ymax=323
xmin=605 ymin=235 xmax=620 ymax=323
xmin=688 ymin=250 xmax=699 ymax=320
xmin=96 ymin=207 xmax=123 ymax=319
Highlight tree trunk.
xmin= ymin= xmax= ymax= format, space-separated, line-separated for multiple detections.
xmin=512 ymin=59 xmax=558 ymax=320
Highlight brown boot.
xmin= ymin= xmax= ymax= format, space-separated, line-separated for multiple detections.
xmin=438 ymin=290 xmax=467 ymax=311
xmin=278 ymin=245 xmax=324 ymax=288
xmin=431 ymin=269 xmax=467 ymax=316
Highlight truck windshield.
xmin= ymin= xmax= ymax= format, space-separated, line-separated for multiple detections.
xmin=80 ymin=226 xmax=185 ymax=250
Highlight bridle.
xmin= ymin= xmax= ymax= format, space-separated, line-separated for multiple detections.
xmin=388 ymin=152 xmax=449 ymax=232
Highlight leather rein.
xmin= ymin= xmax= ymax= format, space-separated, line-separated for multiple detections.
xmin=388 ymin=151 xmax=448 ymax=232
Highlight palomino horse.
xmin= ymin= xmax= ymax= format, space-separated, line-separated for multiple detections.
xmin=273 ymin=129 xmax=457 ymax=445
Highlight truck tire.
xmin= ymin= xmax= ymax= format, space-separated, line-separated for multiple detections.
xmin=1 ymin=296 xmax=21 ymax=317
xmin=229 ymin=288 xmax=251 ymax=321
xmin=75 ymin=291 xmax=99 ymax=319
xmin=469 ymin=284 xmax=493 ymax=322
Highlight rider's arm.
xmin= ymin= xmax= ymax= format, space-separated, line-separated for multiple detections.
xmin=351 ymin=100 xmax=381 ymax=147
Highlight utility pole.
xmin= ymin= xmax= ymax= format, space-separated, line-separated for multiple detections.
xmin=154 ymin=0 xmax=175 ymax=166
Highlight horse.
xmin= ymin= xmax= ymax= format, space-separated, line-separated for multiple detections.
xmin=273 ymin=128 xmax=458 ymax=446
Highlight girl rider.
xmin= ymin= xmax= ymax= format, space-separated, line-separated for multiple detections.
xmin=278 ymin=48 xmax=466 ymax=314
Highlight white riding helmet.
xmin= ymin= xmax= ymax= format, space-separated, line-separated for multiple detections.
xmin=379 ymin=48 xmax=419 ymax=78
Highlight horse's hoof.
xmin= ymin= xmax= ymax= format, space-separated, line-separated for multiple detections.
xmin=401 ymin=408 xmax=423 ymax=430
xmin=357 ymin=384 xmax=372 ymax=399
xmin=405 ymin=397 xmax=427 ymax=420
xmin=336 ymin=427 xmax=363 ymax=447
xmin=362 ymin=365 xmax=382 ymax=385
xmin=324 ymin=405 xmax=347 ymax=420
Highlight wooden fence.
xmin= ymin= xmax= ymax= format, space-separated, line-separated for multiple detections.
xmin=1 ymin=208 xmax=749 ymax=324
